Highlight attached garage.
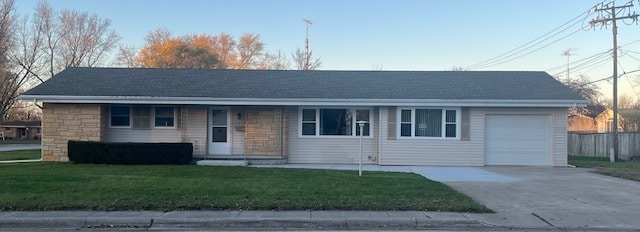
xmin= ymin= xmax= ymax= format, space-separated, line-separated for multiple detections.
xmin=485 ymin=115 xmax=551 ymax=166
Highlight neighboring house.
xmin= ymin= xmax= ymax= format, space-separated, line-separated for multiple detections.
xmin=20 ymin=68 xmax=587 ymax=166
xmin=0 ymin=120 xmax=42 ymax=140
xmin=568 ymin=105 xmax=628 ymax=133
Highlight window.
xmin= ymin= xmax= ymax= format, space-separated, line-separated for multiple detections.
xmin=110 ymin=106 xmax=130 ymax=127
xmin=300 ymin=107 xmax=371 ymax=137
xmin=445 ymin=110 xmax=457 ymax=137
xmin=320 ymin=109 xmax=352 ymax=135
xmin=132 ymin=106 xmax=151 ymax=129
xmin=399 ymin=108 xmax=458 ymax=138
xmin=301 ymin=109 xmax=316 ymax=135
xmin=154 ymin=106 xmax=175 ymax=127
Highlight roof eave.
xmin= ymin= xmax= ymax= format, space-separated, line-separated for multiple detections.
xmin=19 ymin=95 xmax=589 ymax=108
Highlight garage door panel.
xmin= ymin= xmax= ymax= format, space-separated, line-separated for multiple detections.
xmin=486 ymin=115 xmax=550 ymax=166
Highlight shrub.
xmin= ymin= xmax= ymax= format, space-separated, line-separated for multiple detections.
xmin=68 ymin=141 xmax=192 ymax=165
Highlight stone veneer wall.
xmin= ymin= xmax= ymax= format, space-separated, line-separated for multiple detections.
xmin=244 ymin=106 xmax=288 ymax=156
xmin=41 ymin=103 xmax=104 ymax=161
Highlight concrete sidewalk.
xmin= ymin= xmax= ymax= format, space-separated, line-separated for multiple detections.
xmin=0 ymin=210 xmax=636 ymax=231
xmin=0 ymin=144 xmax=41 ymax=152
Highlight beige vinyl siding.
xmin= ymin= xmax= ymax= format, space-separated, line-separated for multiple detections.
xmin=379 ymin=107 xmax=484 ymax=166
xmin=107 ymin=128 xmax=181 ymax=143
xmin=379 ymin=107 xmax=569 ymax=166
xmin=106 ymin=106 xmax=209 ymax=156
xmin=230 ymin=107 xmax=246 ymax=155
xmin=288 ymin=107 xmax=379 ymax=164
xmin=553 ymin=110 xmax=568 ymax=166
xmin=184 ymin=106 xmax=207 ymax=156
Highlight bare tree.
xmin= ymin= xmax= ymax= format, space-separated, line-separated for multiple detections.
xmin=0 ymin=0 xmax=19 ymax=121
xmin=13 ymin=0 xmax=119 ymax=78
xmin=1 ymin=0 xmax=120 ymax=119
xmin=257 ymin=51 xmax=290 ymax=70
xmin=57 ymin=9 xmax=119 ymax=69
xmin=618 ymin=94 xmax=636 ymax=109
xmin=292 ymin=47 xmax=321 ymax=70
xmin=114 ymin=45 xmax=137 ymax=67
xmin=605 ymin=94 xmax=636 ymax=109
xmin=562 ymin=74 xmax=603 ymax=105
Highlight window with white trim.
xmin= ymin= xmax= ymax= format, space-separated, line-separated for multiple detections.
xmin=154 ymin=106 xmax=175 ymax=128
xmin=399 ymin=108 xmax=459 ymax=138
xmin=300 ymin=107 xmax=372 ymax=137
xmin=110 ymin=106 xmax=131 ymax=127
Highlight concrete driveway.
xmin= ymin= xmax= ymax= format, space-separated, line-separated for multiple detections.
xmin=445 ymin=166 xmax=640 ymax=228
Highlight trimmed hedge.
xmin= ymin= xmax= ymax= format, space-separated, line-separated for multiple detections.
xmin=68 ymin=141 xmax=193 ymax=165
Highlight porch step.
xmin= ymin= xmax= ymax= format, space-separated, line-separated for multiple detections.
xmin=195 ymin=155 xmax=288 ymax=165
xmin=196 ymin=160 xmax=248 ymax=167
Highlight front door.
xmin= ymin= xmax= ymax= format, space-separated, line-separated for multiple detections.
xmin=209 ymin=108 xmax=231 ymax=155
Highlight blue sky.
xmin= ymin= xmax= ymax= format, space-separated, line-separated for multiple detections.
xmin=13 ymin=0 xmax=640 ymax=99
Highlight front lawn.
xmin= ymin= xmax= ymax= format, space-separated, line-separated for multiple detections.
xmin=0 ymin=149 xmax=40 ymax=161
xmin=569 ymin=155 xmax=640 ymax=181
xmin=0 ymin=163 xmax=490 ymax=212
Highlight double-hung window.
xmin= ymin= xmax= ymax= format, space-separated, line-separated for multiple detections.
xmin=399 ymin=108 xmax=459 ymax=139
xmin=300 ymin=107 xmax=372 ymax=137
xmin=110 ymin=106 xmax=131 ymax=127
xmin=154 ymin=106 xmax=175 ymax=128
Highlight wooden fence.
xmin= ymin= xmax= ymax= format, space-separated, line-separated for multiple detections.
xmin=568 ymin=132 xmax=640 ymax=160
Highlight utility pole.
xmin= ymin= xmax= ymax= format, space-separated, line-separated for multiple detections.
xmin=302 ymin=18 xmax=313 ymax=70
xmin=590 ymin=0 xmax=639 ymax=162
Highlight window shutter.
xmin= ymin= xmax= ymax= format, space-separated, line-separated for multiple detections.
xmin=387 ymin=107 xmax=397 ymax=140
xmin=176 ymin=106 xmax=183 ymax=130
xmin=132 ymin=106 xmax=151 ymax=130
xmin=461 ymin=107 xmax=470 ymax=141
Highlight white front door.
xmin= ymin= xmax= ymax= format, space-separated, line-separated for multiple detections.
xmin=209 ymin=108 xmax=231 ymax=155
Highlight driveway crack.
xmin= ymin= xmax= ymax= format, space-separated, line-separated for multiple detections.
xmin=531 ymin=212 xmax=554 ymax=227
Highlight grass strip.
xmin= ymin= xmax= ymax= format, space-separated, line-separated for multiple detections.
xmin=0 ymin=163 xmax=490 ymax=212
xmin=569 ymin=155 xmax=640 ymax=181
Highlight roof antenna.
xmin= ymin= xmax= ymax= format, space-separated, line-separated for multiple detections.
xmin=302 ymin=18 xmax=313 ymax=70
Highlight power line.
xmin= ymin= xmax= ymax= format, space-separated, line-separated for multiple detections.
xmin=546 ymin=51 xmax=609 ymax=72
xmin=466 ymin=5 xmax=597 ymax=70
xmin=472 ymin=28 xmax=584 ymax=70
xmin=550 ymin=52 xmax=611 ymax=78
xmin=618 ymin=60 xmax=640 ymax=99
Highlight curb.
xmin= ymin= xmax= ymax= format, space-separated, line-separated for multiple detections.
xmin=0 ymin=217 xmax=489 ymax=230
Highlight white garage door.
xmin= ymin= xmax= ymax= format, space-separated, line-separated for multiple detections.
xmin=485 ymin=115 xmax=551 ymax=166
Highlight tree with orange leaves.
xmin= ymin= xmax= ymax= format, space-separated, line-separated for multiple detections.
xmin=134 ymin=28 xmax=284 ymax=69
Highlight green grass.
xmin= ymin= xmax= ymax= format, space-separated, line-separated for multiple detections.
xmin=569 ymin=155 xmax=640 ymax=181
xmin=0 ymin=163 xmax=490 ymax=212
xmin=0 ymin=149 xmax=40 ymax=161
